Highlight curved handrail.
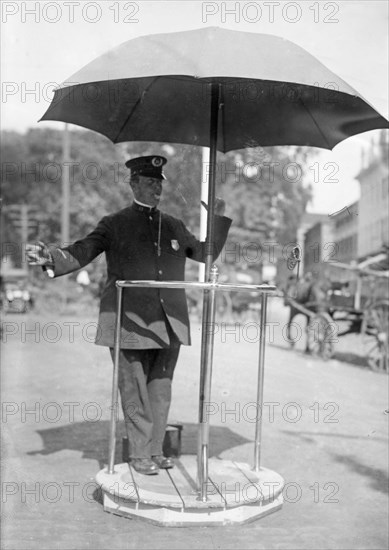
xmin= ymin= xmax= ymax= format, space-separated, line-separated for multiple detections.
xmin=116 ymin=280 xmax=276 ymax=293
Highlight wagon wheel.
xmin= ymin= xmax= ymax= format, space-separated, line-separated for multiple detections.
xmin=307 ymin=312 xmax=337 ymax=360
xmin=362 ymin=300 xmax=389 ymax=374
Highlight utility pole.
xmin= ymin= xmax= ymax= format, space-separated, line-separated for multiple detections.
xmin=20 ymin=205 xmax=29 ymax=272
xmin=5 ymin=204 xmax=38 ymax=273
xmin=61 ymin=123 xmax=71 ymax=304
xmin=62 ymin=123 xmax=70 ymax=249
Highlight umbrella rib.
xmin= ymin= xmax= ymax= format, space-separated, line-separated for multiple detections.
xmin=298 ymin=96 xmax=332 ymax=149
xmin=113 ymin=76 xmax=162 ymax=143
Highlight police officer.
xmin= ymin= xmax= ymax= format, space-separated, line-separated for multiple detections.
xmin=27 ymin=155 xmax=232 ymax=475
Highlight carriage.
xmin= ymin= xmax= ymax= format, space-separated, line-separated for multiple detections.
xmin=284 ymin=257 xmax=389 ymax=373
xmin=0 ymin=268 xmax=34 ymax=314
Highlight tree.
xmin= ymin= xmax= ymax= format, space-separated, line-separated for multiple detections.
xmin=1 ymin=128 xmax=314 ymax=285
xmin=215 ymin=145 xmax=314 ymax=278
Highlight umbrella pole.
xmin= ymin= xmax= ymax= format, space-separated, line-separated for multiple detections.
xmin=198 ymin=83 xmax=221 ymax=501
xmin=107 ymin=284 xmax=123 ymax=474
xmin=253 ymin=293 xmax=268 ymax=472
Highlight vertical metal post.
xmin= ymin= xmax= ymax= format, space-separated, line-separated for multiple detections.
xmin=204 ymin=83 xmax=221 ymax=278
xmin=199 ymin=147 xmax=210 ymax=283
xmin=198 ymin=266 xmax=218 ymax=500
xmin=198 ymin=83 xmax=221 ymax=499
xmin=108 ymin=284 xmax=123 ymax=474
xmin=254 ymin=293 xmax=268 ymax=472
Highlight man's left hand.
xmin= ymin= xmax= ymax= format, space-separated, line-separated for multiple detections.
xmin=201 ymin=197 xmax=226 ymax=216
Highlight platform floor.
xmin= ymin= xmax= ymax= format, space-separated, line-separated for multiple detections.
xmin=96 ymin=455 xmax=284 ymax=526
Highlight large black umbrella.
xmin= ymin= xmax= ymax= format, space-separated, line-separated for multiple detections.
xmin=41 ymin=26 xmax=388 ymax=275
xmin=42 ymin=26 xmax=387 ymax=150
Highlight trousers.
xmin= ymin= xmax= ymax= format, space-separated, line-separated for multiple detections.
xmin=110 ymin=346 xmax=180 ymax=459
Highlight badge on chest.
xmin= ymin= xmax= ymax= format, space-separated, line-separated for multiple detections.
xmin=171 ymin=239 xmax=180 ymax=251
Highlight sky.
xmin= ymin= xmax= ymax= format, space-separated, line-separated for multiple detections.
xmin=1 ymin=0 xmax=388 ymax=214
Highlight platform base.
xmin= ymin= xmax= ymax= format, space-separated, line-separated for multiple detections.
xmin=96 ymin=455 xmax=284 ymax=526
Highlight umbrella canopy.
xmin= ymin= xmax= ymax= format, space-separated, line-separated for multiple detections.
xmin=41 ymin=27 xmax=388 ymax=151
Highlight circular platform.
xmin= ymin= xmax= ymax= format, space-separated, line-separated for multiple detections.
xmin=96 ymin=455 xmax=284 ymax=526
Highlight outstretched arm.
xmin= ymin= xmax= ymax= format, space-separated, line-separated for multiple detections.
xmin=26 ymin=216 xmax=112 ymax=278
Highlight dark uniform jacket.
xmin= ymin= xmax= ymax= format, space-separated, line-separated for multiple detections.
xmin=48 ymin=202 xmax=232 ymax=349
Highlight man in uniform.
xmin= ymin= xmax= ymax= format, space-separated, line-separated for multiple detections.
xmin=27 ymin=155 xmax=231 ymax=475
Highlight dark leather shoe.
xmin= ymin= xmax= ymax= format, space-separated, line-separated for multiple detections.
xmin=152 ymin=455 xmax=174 ymax=469
xmin=130 ymin=458 xmax=159 ymax=475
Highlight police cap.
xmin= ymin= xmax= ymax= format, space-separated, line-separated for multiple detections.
xmin=125 ymin=155 xmax=167 ymax=180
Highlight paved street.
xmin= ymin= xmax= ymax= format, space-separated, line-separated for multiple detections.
xmin=1 ymin=298 xmax=388 ymax=549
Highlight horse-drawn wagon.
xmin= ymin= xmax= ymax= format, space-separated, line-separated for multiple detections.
xmin=0 ymin=268 xmax=34 ymax=314
xmin=284 ymin=257 xmax=389 ymax=373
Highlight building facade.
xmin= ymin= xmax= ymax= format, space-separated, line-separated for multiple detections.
xmin=356 ymin=131 xmax=389 ymax=260
xmin=302 ymin=130 xmax=388 ymax=274
xmin=331 ymin=201 xmax=359 ymax=264
xmin=303 ymin=219 xmax=334 ymax=275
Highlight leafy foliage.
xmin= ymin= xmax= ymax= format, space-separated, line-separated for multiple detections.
xmin=1 ymin=128 xmax=313 ymax=287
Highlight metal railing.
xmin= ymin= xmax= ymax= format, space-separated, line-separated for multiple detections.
xmin=107 ymin=266 xmax=276 ymax=501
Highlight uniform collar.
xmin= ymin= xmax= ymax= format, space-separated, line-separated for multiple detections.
xmin=132 ymin=200 xmax=158 ymax=214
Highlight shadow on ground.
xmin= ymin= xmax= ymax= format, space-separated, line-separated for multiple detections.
xmin=268 ymin=340 xmax=375 ymax=370
xmin=332 ymin=351 xmax=370 ymax=369
xmin=282 ymin=430 xmax=389 ymax=495
xmin=282 ymin=429 xmax=388 ymax=444
xmin=28 ymin=421 xmax=251 ymax=469
xmin=331 ymin=452 xmax=389 ymax=495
